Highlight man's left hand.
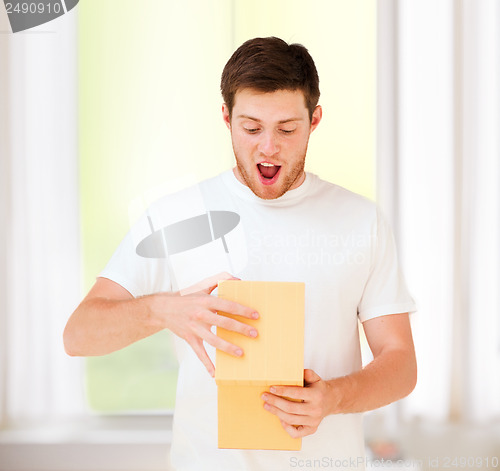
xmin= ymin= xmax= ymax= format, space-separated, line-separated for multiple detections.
xmin=261 ymin=369 xmax=336 ymax=438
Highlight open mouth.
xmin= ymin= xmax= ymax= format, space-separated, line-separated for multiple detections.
xmin=257 ymin=163 xmax=281 ymax=185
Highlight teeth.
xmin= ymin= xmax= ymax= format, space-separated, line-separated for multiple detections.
xmin=260 ymin=162 xmax=275 ymax=167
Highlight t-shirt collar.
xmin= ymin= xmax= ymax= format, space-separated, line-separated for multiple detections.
xmin=221 ymin=168 xmax=315 ymax=206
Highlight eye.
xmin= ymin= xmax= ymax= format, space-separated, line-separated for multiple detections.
xmin=244 ymin=128 xmax=260 ymax=134
xmin=280 ymin=129 xmax=295 ymax=135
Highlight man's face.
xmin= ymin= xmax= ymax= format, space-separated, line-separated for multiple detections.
xmin=222 ymin=88 xmax=322 ymax=200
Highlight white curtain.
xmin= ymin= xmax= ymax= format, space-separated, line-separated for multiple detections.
xmin=378 ymin=0 xmax=500 ymax=423
xmin=459 ymin=0 xmax=500 ymax=422
xmin=0 ymin=10 xmax=85 ymax=426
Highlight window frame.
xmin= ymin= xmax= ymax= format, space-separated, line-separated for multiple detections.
xmin=0 ymin=415 xmax=174 ymax=471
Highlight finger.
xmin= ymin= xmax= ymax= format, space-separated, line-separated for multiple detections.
xmin=188 ymin=338 xmax=215 ymax=377
xmin=211 ymin=311 xmax=259 ymax=338
xmin=180 ymin=272 xmax=236 ymax=296
xmin=262 ymin=392 xmax=307 ymax=415
xmin=267 ymin=385 xmax=309 ymax=401
xmin=263 ymin=401 xmax=315 ymax=427
xmin=280 ymin=420 xmax=316 ymax=439
xmin=194 ymin=324 xmax=244 ymax=358
xmin=304 ymin=368 xmax=322 ymax=385
xmin=194 ymin=309 xmax=258 ymax=339
xmin=216 ymin=271 xmax=241 ymax=282
xmin=203 ymin=272 xmax=240 ymax=294
xmin=210 ymin=297 xmax=259 ymax=320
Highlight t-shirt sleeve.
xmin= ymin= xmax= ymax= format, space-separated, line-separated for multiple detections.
xmin=99 ymin=228 xmax=172 ymax=298
xmin=357 ymin=207 xmax=417 ymax=322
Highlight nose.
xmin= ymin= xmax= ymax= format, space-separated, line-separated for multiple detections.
xmin=258 ymin=131 xmax=279 ymax=157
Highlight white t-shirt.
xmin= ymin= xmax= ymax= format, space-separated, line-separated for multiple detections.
xmin=100 ymin=170 xmax=417 ymax=471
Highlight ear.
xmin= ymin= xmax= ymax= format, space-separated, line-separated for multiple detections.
xmin=222 ymin=103 xmax=231 ymax=130
xmin=309 ymin=105 xmax=322 ymax=134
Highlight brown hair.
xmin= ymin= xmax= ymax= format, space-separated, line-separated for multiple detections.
xmin=221 ymin=37 xmax=320 ymax=121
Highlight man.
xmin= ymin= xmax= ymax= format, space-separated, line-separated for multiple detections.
xmin=64 ymin=37 xmax=417 ymax=470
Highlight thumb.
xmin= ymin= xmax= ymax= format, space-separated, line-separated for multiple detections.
xmin=304 ymin=368 xmax=321 ymax=386
xmin=181 ymin=272 xmax=239 ymax=296
xmin=204 ymin=272 xmax=240 ymax=294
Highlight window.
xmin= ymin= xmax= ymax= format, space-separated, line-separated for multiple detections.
xmin=79 ymin=0 xmax=376 ymax=413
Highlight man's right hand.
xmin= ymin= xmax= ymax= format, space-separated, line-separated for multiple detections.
xmin=149 ymin=272 xmax=259 ymax=376
xmin=63 ymin=272 xmax=258 ymax=377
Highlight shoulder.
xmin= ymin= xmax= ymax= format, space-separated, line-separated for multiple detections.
xmin=308 ymin=173 xmax=378 ymax=219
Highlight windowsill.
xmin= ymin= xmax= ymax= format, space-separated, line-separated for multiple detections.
xmin=0 ymin=413 xmax=173 ymax=443
xmin=0 ymin=414 xmax=174 ymax=471
xmin=2 ymin=416 xmax=499 ymax=471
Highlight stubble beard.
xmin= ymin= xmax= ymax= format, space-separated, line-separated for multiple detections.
xmin=234 ymin=152 xmax=307 ymax=200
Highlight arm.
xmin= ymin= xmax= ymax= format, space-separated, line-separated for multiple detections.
xmin=262 ymin=312 xmax=417 ymax=438
xmin=63 ymin=273 xmax=259 ymax=377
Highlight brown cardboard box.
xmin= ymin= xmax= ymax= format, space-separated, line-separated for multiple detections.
xmin=216 ymin=280 xmax=305 ymax=450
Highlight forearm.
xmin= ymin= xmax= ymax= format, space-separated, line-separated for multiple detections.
xmin=263 ymin=314 xmax=417 ymax=438
xmin=327 ymin=347 xmax=417 ymax=415
xmin=63 ymin=295 xmax=163 ymax=357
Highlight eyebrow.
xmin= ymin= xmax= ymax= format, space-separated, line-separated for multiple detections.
xmin=236 ymin=114 xmax=304 ymax=124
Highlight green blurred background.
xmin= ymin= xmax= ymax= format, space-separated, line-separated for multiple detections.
xmin=79 ymin=0 xmax=375 ymax=412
